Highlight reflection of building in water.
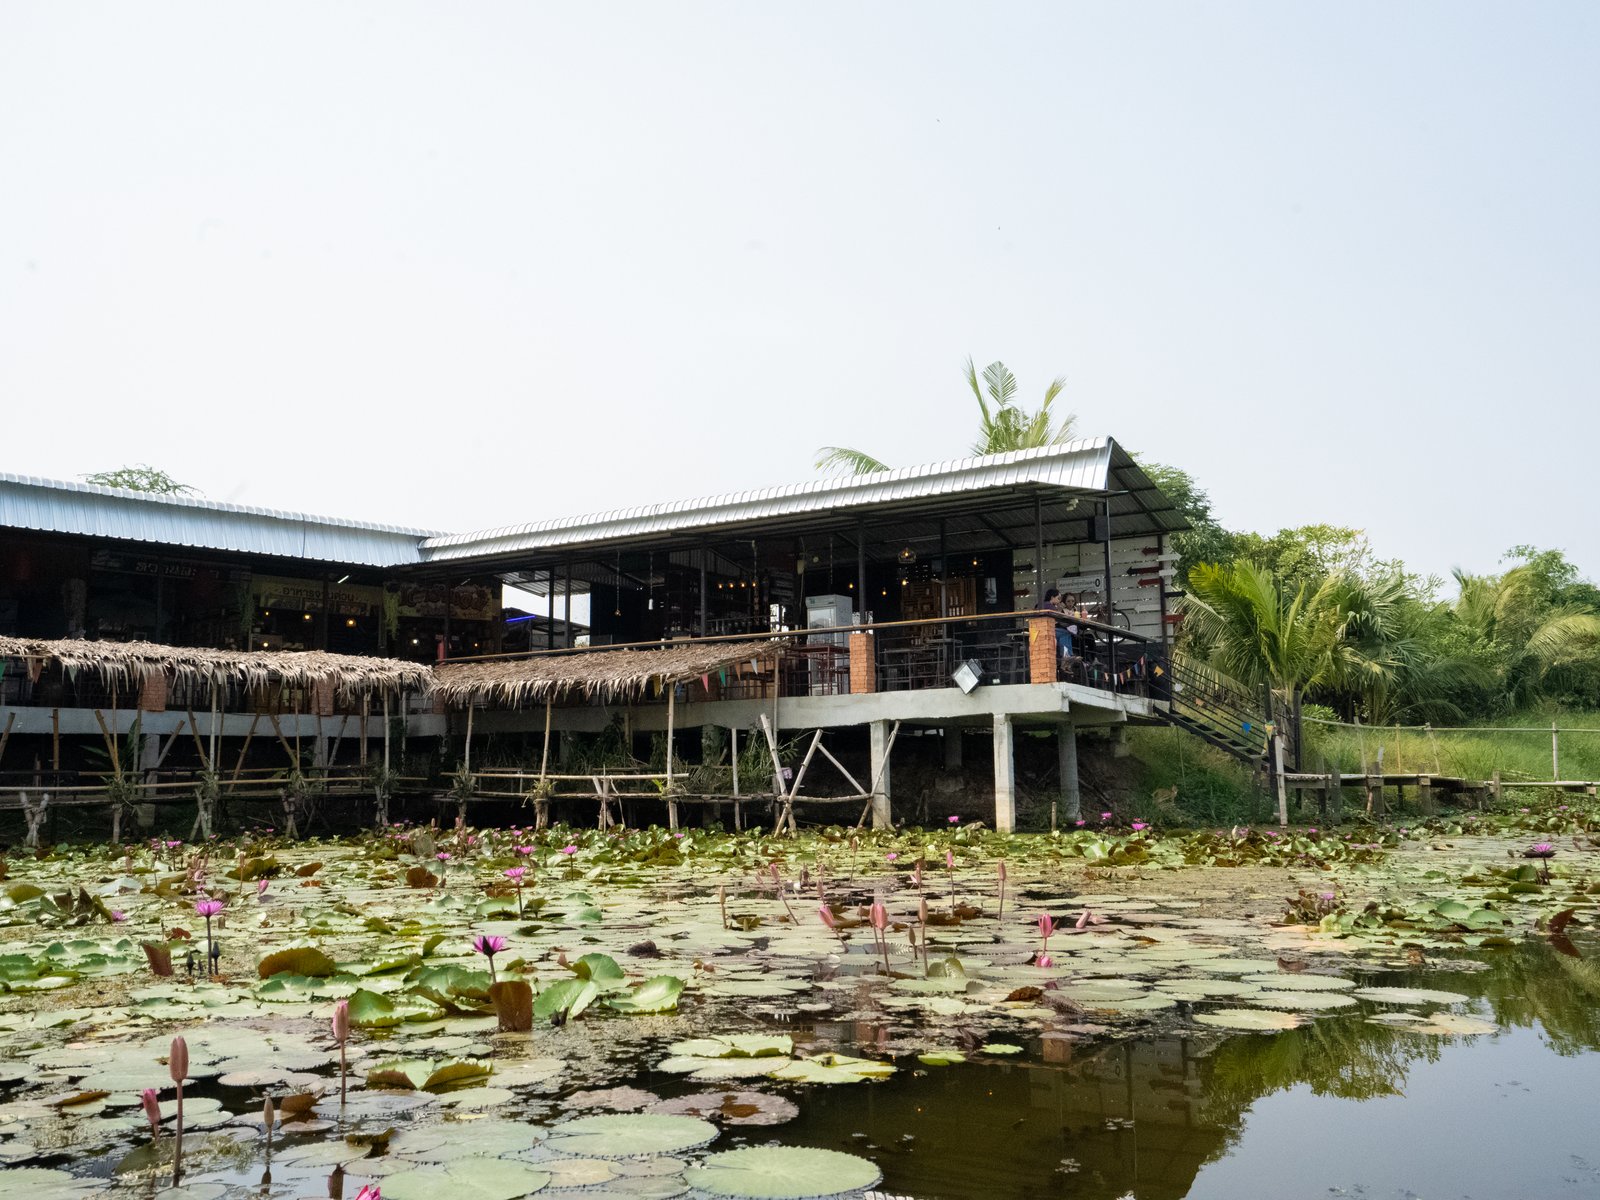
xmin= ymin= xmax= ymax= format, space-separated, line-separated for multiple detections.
xmin=798 ymin=1024 xmax=1237 ymax=1200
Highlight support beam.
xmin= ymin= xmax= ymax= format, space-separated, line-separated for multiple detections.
xmin=993 ymin=713 xmax=1016 ymax=833
xmin=1058 ymin=723 xmax=1080 ymax=828
xmin=868 ymin=719 xmax=893 ymax=829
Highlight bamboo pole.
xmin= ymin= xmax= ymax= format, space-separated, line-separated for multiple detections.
xmin=186 ymin=710 xmax=212 ymax=772
xmin=539 ymin=698 xmax=552 ymax=782
xmin=231 ymin=713 xmax=261 ymax=786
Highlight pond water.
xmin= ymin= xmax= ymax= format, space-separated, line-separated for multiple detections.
xmin=1 ymin=822 xmax=1596 ymax=1199
xmin=775 ymin=941 xmax=1600 ymax=1199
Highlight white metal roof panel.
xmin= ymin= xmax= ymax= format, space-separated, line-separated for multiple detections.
xmin=420 ymin=439 xmax=1120 ymax=563
xmin=0 ymin=473 xmax=434 ymax=567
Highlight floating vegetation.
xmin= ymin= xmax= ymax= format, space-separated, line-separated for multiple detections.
xmin=0 ymin=809 xmax=1595 ymax=1195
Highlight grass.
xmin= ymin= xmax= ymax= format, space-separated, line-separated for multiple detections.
xmin=1302 ymin=708 xmax=1600 ymax=784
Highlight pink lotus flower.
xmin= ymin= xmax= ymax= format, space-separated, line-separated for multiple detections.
xmin=885 ymin=852 xmax=899 ymax=862
xmin=194 ymin=899 xmax=223 ymax=917
xmin=257 ymin=879 xmax=269 ymax=899
xmin=473 ymin=933 xmax=508 ymax=982
xmin=1074 ymin=819 xmax=1086 ymax=827
xmin=1036 ymin=952 xmax=1053 ymax=968
xmin=436 ymin=852 xmax=451 ymax=862
xmin=1099 ymin=812 xmax=1112 ymax=821
xmin=1130 ymin=822 xmax=1147 ymax=832
xmin=503 ymin=867 xmax=527 ymax=881
xmin=560 ymin=844 xmax=578 ymax=856
xmin=947 ymin=815 xmax=960 ymax=824
xmin=473 ymin=934 xmax=509 ymax=957
xmin=515 ymin=845 xmax=536 ymax=855
xmin=111 ymin=910 xmax=127 ymax=922
xmin=354 ymin=1186 xmax=382 ymax=1200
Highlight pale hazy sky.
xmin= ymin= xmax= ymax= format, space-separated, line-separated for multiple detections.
xmin=2 ymin=3 xmax=1596 ymax=585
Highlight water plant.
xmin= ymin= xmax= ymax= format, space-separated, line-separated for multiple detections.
xmin=869 ymin=896 xmax=891 ymax=975
xmin=140 ymin=1087 xmax=160 ymax=1142
xmin=194 ymin=897 xmax=223 ymax=974
xmin=504 ymin=866 xmax=527 ymax=915
xmin=168 ymin=1034 xmax=188 ymax=1186
xmin=473 ymin=933 xmax=508 ymax=982
xmin=332 ymin=997 xmax=351 ymax=1106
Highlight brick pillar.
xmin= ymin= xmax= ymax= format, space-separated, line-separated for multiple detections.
xmin=138 ymin=668 xmax=169 ymax=713
xmin=849 ymin=632 xmax=877 ymax=694
xmin=1028 ymin=617 xmax=1058 ymax=684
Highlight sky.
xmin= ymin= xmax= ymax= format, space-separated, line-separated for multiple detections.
xmin=2 ymin=2 xmax=1597 ymax=589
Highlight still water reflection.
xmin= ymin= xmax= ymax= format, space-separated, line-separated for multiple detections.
xmin=757 ymin=940 xmax=1600 ymax=1199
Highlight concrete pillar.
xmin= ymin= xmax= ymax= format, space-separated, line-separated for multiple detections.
xmin=943 ymin=727 xmax=963 ymax=770
xmin=868 ymin=719 xmax=892 ymax=830
xmin=1058 ymin=723 xmax=1081 ymax=826
xmin=993 ymin=713 xmax=1016 ymax=834
xmin=1110 ymin=725 xmax=1130 ymax=758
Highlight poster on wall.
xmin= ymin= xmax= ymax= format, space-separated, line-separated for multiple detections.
xmin=252 ymin=575 xmax=383 ymax=616
xmin=396 ymin=582 xmax=498 ymax=622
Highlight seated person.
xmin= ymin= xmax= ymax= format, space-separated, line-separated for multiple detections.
xmin=1038 ymin=588 xmax=1074 ymax=659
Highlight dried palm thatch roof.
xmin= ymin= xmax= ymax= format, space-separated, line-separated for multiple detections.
xmin=432 ymin=640 xmax=780 ymax=707
xmin=0 ymin=637 xmax=433 ymax=697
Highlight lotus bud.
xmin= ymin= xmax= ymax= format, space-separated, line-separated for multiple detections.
xmin=169 ymin=1036 xmax=188 ymax=1083
xmin=997 ymin=861 xmax=1007 ymax=882
xmin=918 ymin=897 xmax=929 ymax=925
xmin=1037 ymin=913 xmax=1055 ymax=939
xmin=1076 ymin=909 xmax=1092 ymax=930
xmin=331 ymin=998 xmax=350 ymax=1045
xmin=817 ymin=904 xmax=839 ymax=930
xmin=141 ymin=1087 xmax=161 ymax=1137
xmin=869 ymin=899 xmax=888 ymax=931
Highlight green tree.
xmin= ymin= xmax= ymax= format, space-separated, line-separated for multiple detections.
xmin=1179 ymin=560 xmax=1352 ymax=703
xmin=82 ymin=465 xmax=198 ymax=496
xmin=1137 ymin=461 xmax=1241 ymax=587
xmin=1448 ymin=559 xmax=1600 ymax=712
xmin=814 ymin=358 xmax=1075 ymax=474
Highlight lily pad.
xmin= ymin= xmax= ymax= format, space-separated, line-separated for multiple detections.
xmin=686 ymin=1146 xmax=882 ymax=1198
xmin=378 ymin=1159 xmax=552 ymax=1200
xmin=1352 ymin=986 xmax=1471 ymax=1006
xmin=543 ymin=1113 xmax=719 ymax=1159
xmin=1193 ymin=1008 xmax=1304 ymax=1031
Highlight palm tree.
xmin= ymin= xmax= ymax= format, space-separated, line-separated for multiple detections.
xmin=1450 ymin=565 xmax=1600 ymax=710
xmin=1179 ymin=560 xmax=1351 ymax=704
xmin=813 ymin=358 xmax=1075 ymax=474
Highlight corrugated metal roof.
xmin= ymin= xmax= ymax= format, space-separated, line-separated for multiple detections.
xmin=0 ymin=473 xmax=435 ymax=567
xmin=421 ymin=439 xmax=1126 ymax=564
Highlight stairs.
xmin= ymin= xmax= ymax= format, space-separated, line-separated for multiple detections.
xmin=1157 ymin=651 xmax=1272 ymax=767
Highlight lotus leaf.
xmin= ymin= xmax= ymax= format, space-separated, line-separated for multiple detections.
xmin=257 ymin=945 xmax=338 ymax=978
xmin=543 ymin=1113 xmax=719 ymax=1158
xmin=1193 ymin=1008 xmax=1304 ymax=1031
xmin=606 ymin=975 xmax=685 ymax=1013
xmin=378 ymin=1159 xmax=552 ymax=1200
xmin=532 ymin=978 xmax=601 ymax=1022
xmin=686 ymin=1146 xmax=882 ymax=1199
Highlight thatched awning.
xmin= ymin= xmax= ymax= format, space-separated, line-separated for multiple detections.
xmin=431 ymin=640 xmax=780 ymax=708
xmin=0 ymin=637 xmax=433 ymax=697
